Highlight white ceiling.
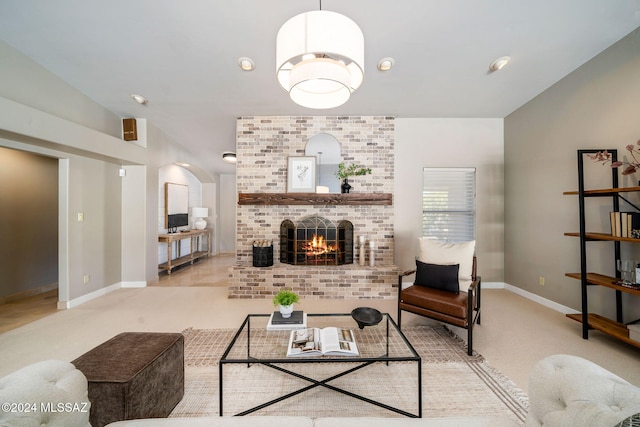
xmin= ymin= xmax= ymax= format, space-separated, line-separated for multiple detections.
xmin=0 ymin=0 xmax=639 ymax=175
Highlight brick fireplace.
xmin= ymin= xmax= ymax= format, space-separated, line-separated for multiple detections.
xmin=229 ymin=116 xmax=398 ymax=299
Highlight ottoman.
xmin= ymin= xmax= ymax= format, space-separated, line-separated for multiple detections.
xmin=72 ymin=332 xmax=184 ymax=427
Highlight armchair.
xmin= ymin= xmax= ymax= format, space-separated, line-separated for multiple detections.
xmin=397 ymin=239 xmax=481 ymax=356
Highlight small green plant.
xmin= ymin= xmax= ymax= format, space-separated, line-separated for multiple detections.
xmin=334 ymin=163 xmax=372 ymax=180
xmin=273 ymin=289 xmax=299 ymax=306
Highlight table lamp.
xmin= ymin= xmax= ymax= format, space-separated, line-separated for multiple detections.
xmin=192 ymin=207 xmax=209 ymax=230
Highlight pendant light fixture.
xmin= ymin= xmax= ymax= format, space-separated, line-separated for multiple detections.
xmin=276 ymin=2 xmax=364 ymax=109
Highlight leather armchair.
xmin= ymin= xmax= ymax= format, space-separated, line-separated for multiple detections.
xmin=398 ymin=256 xmax=481 ymax=356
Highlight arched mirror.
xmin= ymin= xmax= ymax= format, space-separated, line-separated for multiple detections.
xmin=305 ymin=133 xmax=341 ymax=193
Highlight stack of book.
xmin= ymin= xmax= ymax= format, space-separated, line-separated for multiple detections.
xmin=610 ymin=211 xmax=640 ymax=238
xmin=266 ymin=310 xmax=307 ymax=331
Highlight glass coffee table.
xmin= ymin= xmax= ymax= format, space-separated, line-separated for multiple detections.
xmin=219 ymin=313 xmax=422 ymax=417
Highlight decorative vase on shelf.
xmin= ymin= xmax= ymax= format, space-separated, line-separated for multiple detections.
xmin=341 ymin=179 xmax=352 ymax=194
xmin=279 ymin=304 xmax=294 ymax=318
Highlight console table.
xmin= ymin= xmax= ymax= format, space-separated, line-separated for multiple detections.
xmin=158 ymin=229 xmax=211 ymax=274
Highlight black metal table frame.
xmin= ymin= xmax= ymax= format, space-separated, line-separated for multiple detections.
xmin=219 ymin=313 xmax=422 ymax=418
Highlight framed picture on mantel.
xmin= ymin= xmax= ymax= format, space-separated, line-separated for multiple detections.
xmin=287 ymin=156 xmax=316 ymax=193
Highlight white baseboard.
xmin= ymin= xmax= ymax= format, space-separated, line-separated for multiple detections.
xmin=481 ymin=281 xmax=505 ymax=289
xmin=503 ymin=282 xmax=579 ymax=315
xmin=408 ymin=280 xmax=578 ymax=315
xmin=121 ymin=281 xmax=147 ymax=288
xmin=58 ymin=280 xmax=147 ymax=309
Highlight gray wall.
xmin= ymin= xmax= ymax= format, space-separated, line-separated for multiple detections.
xmin=0 ymin=147 xmax=58 ymax=297
xmin=505 ymin=27 xmax=640 ymax=321
xmin=66 ymin=156 xmax=122 ymax=299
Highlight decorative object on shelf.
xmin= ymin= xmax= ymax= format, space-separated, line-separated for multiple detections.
xmin=369 ymin=240 xmax=375 ymax=267
xmin=358 ymin=235 xmax=366 ymax=266
xmin=351 ymin=307 xmax=382 ymax=329
xmin=588 ymin=140 xmax=640 ymax=175
xmin=335 ymin=163 xmax=372 ymax=193
xmin=276 ymin=7 xmax=364 ymax=109
xmin=287 ymin=156 xmax=316 ymax=192
xmin=617 ymin=259 xmax=636 ymax=285
xmin=273 ymin=288 xmax=300 ymax=319
xmin=341 ymin=178 xmax=352 ymax=194
xmin=191 ymin=207 xmax=208 ymax=230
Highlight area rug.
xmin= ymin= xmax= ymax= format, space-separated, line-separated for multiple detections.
xmin=171 ymin=325 xmax=529 ymax=425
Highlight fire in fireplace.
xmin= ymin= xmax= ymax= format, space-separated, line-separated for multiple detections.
xmin=302 ymin=234 xmax=335 ymax=256
xmin=280 ymin=215 xmax=353 ymax=265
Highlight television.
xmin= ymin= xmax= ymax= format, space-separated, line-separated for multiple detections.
xmin=167 ymin=213 xmax=189 ymax=229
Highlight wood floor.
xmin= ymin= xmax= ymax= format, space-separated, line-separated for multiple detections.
xmin=0 ymin=289 xmax=58 ymax=334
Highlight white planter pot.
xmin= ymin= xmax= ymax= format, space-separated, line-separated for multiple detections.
xmin=279 ymin=304 xmax=294 ymax=318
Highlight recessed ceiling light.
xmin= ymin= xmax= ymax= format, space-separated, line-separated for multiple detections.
xmin=377 ymin=57 xmax=395 ymax=71
xmin=489 ymin=56 xmax=511 ymax=72
xmin=222 ymin=152 xmax=237 ymax=163
xmin=238 ymin=57 xmax=255 ymax=71
xmin=131 ymin=93 xmax=148 ymax=105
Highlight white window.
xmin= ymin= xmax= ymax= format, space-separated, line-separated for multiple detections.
xmin=422 ymin=167 xmax=476 ymax=242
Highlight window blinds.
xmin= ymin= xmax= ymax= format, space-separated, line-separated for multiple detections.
xmin=422 ymin=167 xmax=476 ymax=242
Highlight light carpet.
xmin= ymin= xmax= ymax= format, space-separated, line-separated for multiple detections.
xmin=171 ymin=326 xmax=529 ymax=425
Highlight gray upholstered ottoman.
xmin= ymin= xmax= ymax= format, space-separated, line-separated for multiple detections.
xmin=72 ymin=332 xmax=184 ymax=427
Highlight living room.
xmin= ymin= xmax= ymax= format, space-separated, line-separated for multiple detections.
xmin=1 ymin=2 xmax=640 ymax=425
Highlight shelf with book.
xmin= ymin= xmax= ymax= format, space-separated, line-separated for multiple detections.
xmin=564 ymin=148 xmax=640 ymax=348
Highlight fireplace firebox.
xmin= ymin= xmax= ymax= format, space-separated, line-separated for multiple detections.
xmin=280 ymin=215 xmax=353 ymax=265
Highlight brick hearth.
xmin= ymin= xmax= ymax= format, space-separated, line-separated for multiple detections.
xmin=228 ymin=263 xmax=399 ymax=300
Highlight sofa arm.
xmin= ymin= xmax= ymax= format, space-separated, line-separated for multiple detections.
xmin=0 ymin=360 xmax=91 ymax=427
xmin=525 ymin=354 xmax=640 ymax=427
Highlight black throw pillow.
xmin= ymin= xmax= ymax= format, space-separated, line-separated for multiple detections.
xmin=415 ymin=260 xmax=460 ymax=294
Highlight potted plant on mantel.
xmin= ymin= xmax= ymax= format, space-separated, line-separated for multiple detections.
xmin=273 ymin=288 xmax=299 ymax=318
xmin=335 ymin=163 xmax=372 ymax=194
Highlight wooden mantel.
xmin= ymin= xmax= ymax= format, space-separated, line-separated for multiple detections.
xmin=238 ymin=192 xmax=393 ymax=206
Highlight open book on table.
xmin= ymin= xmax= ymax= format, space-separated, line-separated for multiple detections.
xmin=286 ymin=327 xmax=359 ymax=357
